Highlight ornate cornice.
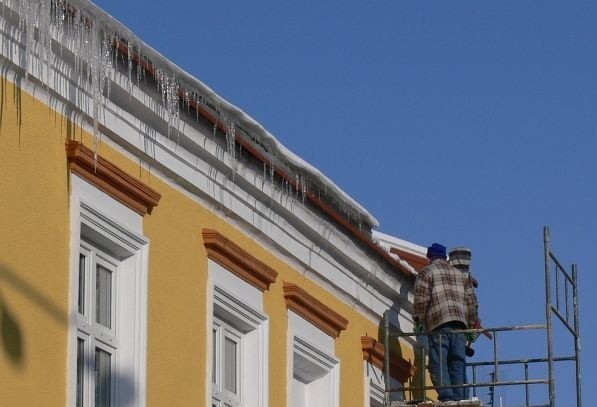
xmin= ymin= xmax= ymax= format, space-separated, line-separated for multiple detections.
xmin=283 ymin=282 xmax=348 ymax=338
xmin=66 ymin=140 xmax=161 ymax=215
xmin=202 ymin=229 xmax=278 ymax=291
xmin=360 ymin=335 xmax=415 ymax=383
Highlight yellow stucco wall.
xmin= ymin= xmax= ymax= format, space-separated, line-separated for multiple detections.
xmin=0 ymin=74 xmax=415 ymax=406
xmin=0 ymin=77 xmax=70 ymax=405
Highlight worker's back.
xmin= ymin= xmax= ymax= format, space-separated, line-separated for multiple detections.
xmin=414 ymin=258 xmax=477 ymax=331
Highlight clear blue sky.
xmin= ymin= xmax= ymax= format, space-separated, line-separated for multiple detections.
xmin=93 ymin=1 xmax=595 ymax=404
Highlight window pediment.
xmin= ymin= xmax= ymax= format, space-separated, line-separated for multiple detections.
xmin=283 ymin=282 xmax=348 ymax=338
xmin=66 ymin=141 xmax=161 ymax=215
xmin=203 ymin=229 xmax=278 ymax=291
xmin=360 ymin=335 xmax=415 ymax=383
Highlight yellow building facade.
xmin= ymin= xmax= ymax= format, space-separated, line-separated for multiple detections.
xmin=0 ymin=1 xmax=426 ymax=406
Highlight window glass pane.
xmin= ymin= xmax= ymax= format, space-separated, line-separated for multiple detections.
xmin=96 ymin=265 xmax=112 ymax=328
xmin=95 ymin=348 xmax=111 ymax=407
xmin=78 ymin=254 xmax=86 ymax=315
xmin=212 ymin=328 xmax=217 ymax=384
xmin=224 ymin=337 xmax=237 ymax=394
xmin=76 ymin=339 xmax=85 ymax=407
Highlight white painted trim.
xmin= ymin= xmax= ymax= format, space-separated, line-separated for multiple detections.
xmin=290 ymin=335 xmax=340 ymax=407
xmin=288 ymin=311 xmax=333 ymax=355
xmin=205 ymin=275 xmax=215 ymax=407
xmin=68 ymin=175 xmax=148 ymax=407
xmin=293 ymin=336 xmax=339 ymax=374
xmin=364 ymin=361 xmax=385 ymax=406
xmin=213 ymin=285 xmax=267 ymax=331
xmin=210 ymin=260 xmax=263 ymax=313
xmin=209 ymin=269 xmax=269 ymax=407
xmin=288 ymin=310 xmax=339 ymax=407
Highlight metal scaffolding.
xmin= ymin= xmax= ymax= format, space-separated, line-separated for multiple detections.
xmin=383 ymin=227 xmax=582 ymax=407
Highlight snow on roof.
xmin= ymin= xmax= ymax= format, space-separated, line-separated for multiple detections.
xmin=50 ymin=0 xmax=380 ymax=230
xmin=372 ymin=230 xmax=427 ymax=256
xmin=371 ymin=231 xmax=427 ymax=276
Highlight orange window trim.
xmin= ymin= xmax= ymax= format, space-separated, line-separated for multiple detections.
xmin=361 ymin=335 xmax=415 ymax=383
xmin=283 ymin=282 xmax=348 ymax=338
xmin=202 ymin=229 xmax=278 ymax=291
xmin=66 ymin=140 xmax=161 ymax=215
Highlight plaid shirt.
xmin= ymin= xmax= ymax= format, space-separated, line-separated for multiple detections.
xmin=413 ymin=258 xmax=478 ymax=331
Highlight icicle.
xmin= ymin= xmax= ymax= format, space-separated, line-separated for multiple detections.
xmin=136 ymin=43 xmax=142 ymax=86
xmin=295 ymin=173 xmax=300 ymax=199
xmin=226 ymin=119 xmax=236 ymax=159
xmin=53 ymin=0 xmax=66 ymax=59
xmin=269 ymin=155 xmax=274 ymax=185
xmin=102 ymin=29 xmax=114 ymax=102
xmin=38 ymin=0 xmax=51 ymax=85
xmin=22 ymin=0 xmax=39 ymax=80
xmin=224 ymin=118 xmax=237 ymax=176
xmin=156 ymin=70 xmax=180 ymax=140
xmin=211 ymin=99 xmax=220 ymax=140
xmin=127 ymin=40 xmax=133 ymax=96
xmin=184 ymin=90 xmax=191 ymax=115
xmin=72 ymin=8 xmax=82 ymax=85
xmin=90 ymin=22 xmax=101 ymax=154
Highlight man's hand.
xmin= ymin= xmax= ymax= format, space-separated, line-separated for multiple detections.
xmin=464 ymin=331 xmax=477 ymax=343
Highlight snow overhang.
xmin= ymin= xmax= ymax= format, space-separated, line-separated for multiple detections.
xmin=65 ymin=0 xmax=379 ymax=232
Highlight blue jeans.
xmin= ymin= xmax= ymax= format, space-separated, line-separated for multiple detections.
xmin=428 ymin=322 xmax=467 ymax=402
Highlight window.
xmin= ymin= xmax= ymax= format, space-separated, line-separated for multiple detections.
xmin=364 ymin=360 xmax=404 ymax=406
xmin=76 ymin=243 xmax=118 ymax=407
xmin=365 ymin=362 xmax=385 ymax=407
xmin=291 ymin=336 xmax=339 ymax=407
xmin=70 ymin=175 xmax=149 ymax=407
xmin=208 ymin=260 xmax=269 ymax=407
xmin=283 ymin=291 xmax=342 ymax=407
xmin=212 ymin=317 xmax=243 ymax=407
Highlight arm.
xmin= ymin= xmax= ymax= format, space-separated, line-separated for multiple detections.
xmin=464 ymin=276 xmax=479 ymax=327
xmin=413 ymin=271 xmax=431 ymax=325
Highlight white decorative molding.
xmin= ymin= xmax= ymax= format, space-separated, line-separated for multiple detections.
xmin=68 ymin=175 xmax=149 ymax=407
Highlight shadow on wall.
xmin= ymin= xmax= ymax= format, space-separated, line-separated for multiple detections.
xmin=0 ymin=291 xmax=23 ymax=365
xmin=0 ymin=263 xmax=68 ymax=367
xmin=377 ymin=282 xmax=419 ymax=402
xmin=79 ymin=353 xmax=138 ymax=407
xmin=0 ymin=62 xmax=23 ymax=139
xmin=0 ymin=264 xmax=138 ymax=405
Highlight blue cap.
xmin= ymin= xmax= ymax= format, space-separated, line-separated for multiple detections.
xmin=426 ymin=243 xmax=447 ymax=259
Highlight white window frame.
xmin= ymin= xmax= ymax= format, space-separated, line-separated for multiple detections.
xmin=77 ymin=244 xmax=118 ymax=345
xmin=289 ymin=334 xmax=339 ymax=407
xmin=364 ymin=360 xmax=404 ymax=405
xmin=76 ymin=243 xmax=119 ymax=407
xmin=68 ymin=175 xmax=149 ymax=407
xmin=208 ymin=260 xmax=269 ymax=407
xmin=212 ymin=316 xmax=243 ymax=407
xmin=364 ymin=362 xmax=385 ymax=407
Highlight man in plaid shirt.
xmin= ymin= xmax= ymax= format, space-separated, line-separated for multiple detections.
xmin=413 ymin=243 xmax=479 ymax=403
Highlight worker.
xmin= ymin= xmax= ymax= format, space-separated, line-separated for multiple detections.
xmin=449 ymin=247 xmax=480 ymax=400
xmin=413 ymin=243 xmax=479 ymax=403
